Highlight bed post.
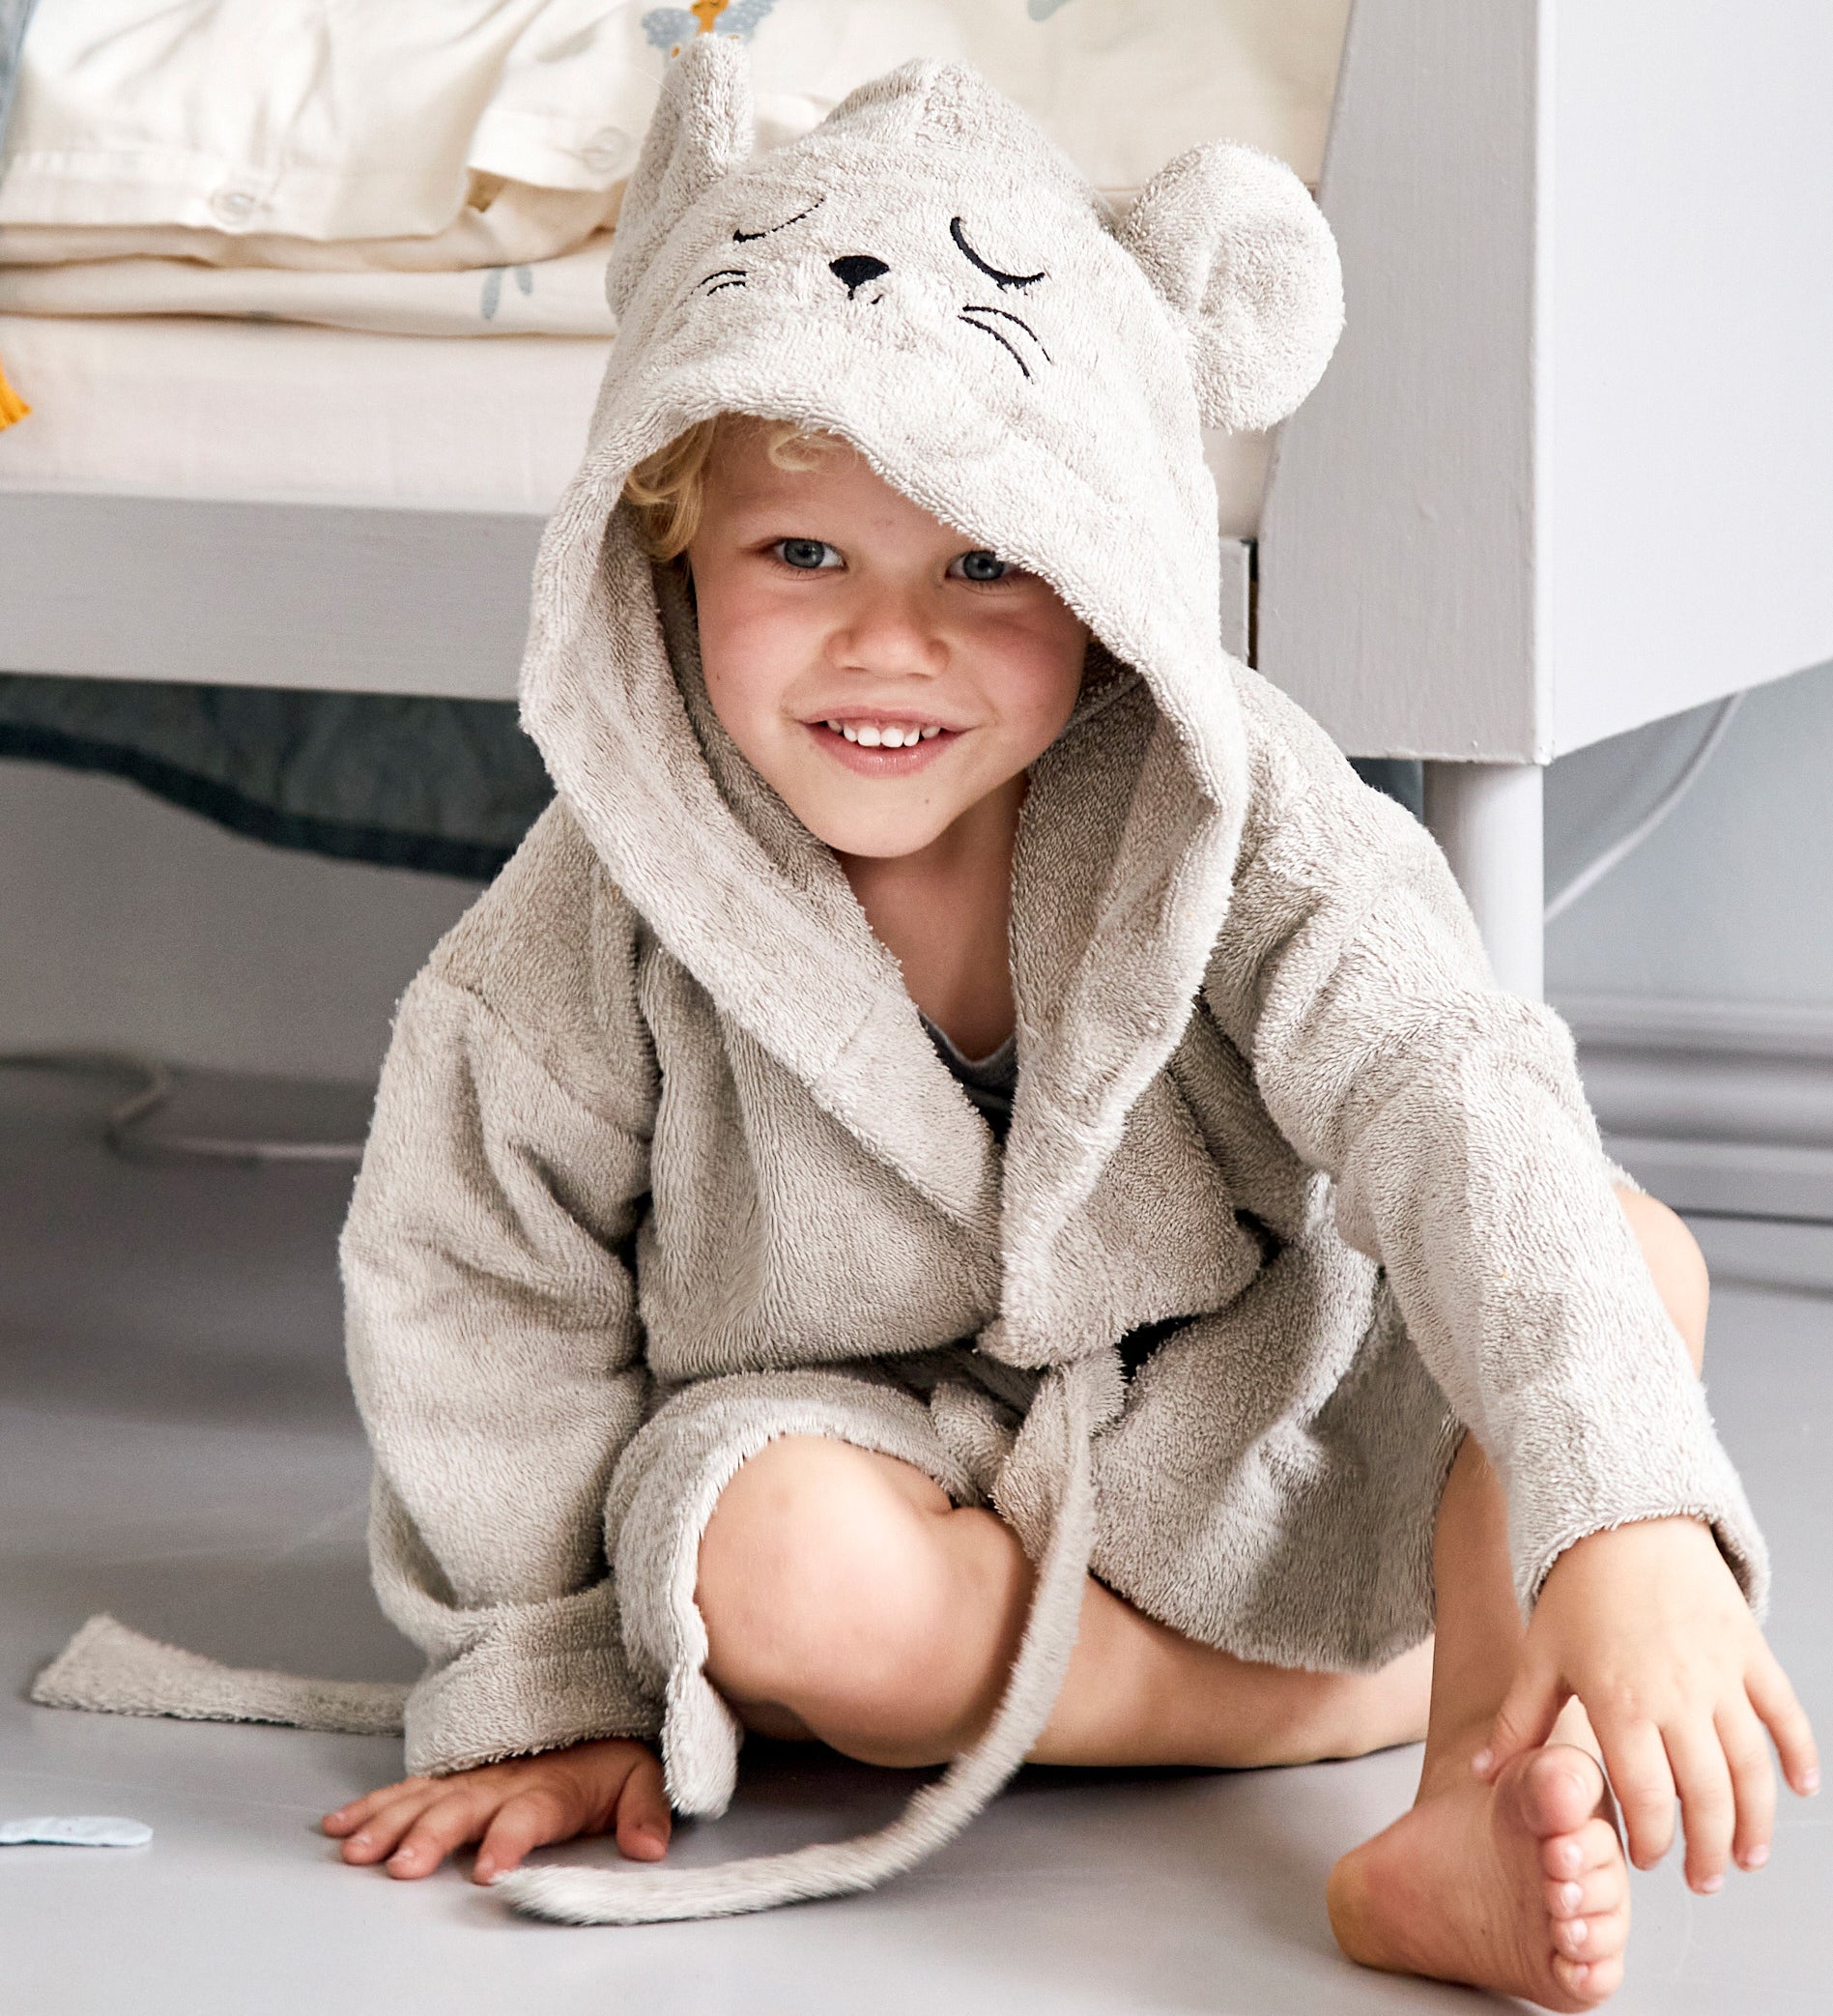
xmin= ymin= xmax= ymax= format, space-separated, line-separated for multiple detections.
xmin=1422 ymin=761 xmax=1544 ymax=1000
xmin=1248 ymin=0 xmax=1553 ymax=997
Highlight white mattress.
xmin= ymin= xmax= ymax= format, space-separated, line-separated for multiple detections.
xmin=0 ymin=313 xmax=613 ymax=516
xmin=0 ymin=312 xmax=1272 ymax=534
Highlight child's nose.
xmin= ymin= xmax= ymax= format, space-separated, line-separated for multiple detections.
xmin=829 ymin=254 xmax=890 ymax=296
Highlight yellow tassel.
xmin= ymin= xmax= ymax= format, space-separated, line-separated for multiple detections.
xmin=0 ymin=347 xmax=29 ymax=431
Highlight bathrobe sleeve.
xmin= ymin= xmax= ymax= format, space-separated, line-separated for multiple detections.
xmin=1203 ymin=666 xmax=1769 ymax=1619
xmin=339 ymin=950 xmax=660 ymax=1776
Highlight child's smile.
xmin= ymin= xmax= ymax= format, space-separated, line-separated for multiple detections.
xmin=807 ymin=713 xmax=958 ymax=775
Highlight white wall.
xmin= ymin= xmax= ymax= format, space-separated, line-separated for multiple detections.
xmin=1 ymin=654 xmax=1827 ymax=1084
xmin=0 ymin=759 xmax=480 ymax=1082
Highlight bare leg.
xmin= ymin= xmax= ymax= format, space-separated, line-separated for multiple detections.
xmin=697 ymin=1432 xmax=1434 ymax=1771
xmin=698 ymin=1188 xmax=1704 ymax=2007
xmin=1326 ymin=1187 xmax=1709 ymax=2010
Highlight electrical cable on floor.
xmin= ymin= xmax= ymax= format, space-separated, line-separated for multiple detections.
xmin=1545 ymin=691 xmax=1746 ymax=923
xmin=0 ymin=1051 xmax=364 ymax=1165
xmin=1682 ymin=1206 xmax=1833 ymax=1230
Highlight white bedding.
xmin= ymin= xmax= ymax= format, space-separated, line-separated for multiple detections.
xmin=0 ymin=314 xmax=613 ymax=514
xmin=0 ymin=235 xmax=619 ymax=338
xmin=1 ymin=1 xmax=1348 ymax=348
xmin=2 ymin=1 xmax=1347 ymax=260
xmin=0 ymin=311 xmax=1270 ymax=534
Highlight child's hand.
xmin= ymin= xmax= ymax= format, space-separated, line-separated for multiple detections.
xmin=321 ymin=1736 xmax=670 ymax=1883
xmin=1474 ymin=1514 xmax=1819 ymax=1890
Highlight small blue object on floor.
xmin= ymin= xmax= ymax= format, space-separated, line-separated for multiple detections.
xmin=0 ymin=1816 xmax=153 ymax=1848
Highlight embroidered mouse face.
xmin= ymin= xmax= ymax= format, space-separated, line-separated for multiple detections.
xmin=692 ymin=191 xmax=1059 ymax=387
xmin=605 ymin=43 xmax=1343 ymax=443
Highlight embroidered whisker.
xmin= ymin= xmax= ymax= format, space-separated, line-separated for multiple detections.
xmin=962 ymin=304 xmax=1052 ymax=364
xmin=958 ymin=312 xmax=1032 ymax=378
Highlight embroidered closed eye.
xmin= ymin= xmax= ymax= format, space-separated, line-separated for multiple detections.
xmin=949 ymin=217 xmax=1045 ymax=291
xmin=731 ymin=196 xmax=825 ymax=243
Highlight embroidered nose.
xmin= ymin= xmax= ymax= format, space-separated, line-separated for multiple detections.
xmin=829 ymin=254 xmax=889 ymax=295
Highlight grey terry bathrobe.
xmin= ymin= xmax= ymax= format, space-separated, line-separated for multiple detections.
xmin=34 ymin=37 xmax=1766 ymax=1926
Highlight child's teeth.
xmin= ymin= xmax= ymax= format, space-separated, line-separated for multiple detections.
xmin=828 ymin=720 xmax=945 ymax=748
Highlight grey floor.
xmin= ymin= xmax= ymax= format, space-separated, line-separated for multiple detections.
xmin=3 ymin=1067 xmax=1829 ymax=2015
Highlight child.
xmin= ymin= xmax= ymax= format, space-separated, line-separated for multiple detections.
xmin=316 ymin=40 xmax=1814 ymax=2006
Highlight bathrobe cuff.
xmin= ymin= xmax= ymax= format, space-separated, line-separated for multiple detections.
xmin=400 ymin=1582 xmax=661 ymax=1778
xmin=1496 ymin=1291 xmax=1772 ymax=1618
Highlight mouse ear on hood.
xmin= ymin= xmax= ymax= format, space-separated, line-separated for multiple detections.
xmin=1116 ymin=142 xmax=1344 ymax=435
xmin=606 ymin=36 xmax=756 ymax=322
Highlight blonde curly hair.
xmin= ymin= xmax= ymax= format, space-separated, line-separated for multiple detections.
xmin=620 ymin=413 xmax=845 ymax=565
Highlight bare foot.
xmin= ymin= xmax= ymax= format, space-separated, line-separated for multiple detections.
xmin=1327 ymin=1743 xmax=1629 ymax=2010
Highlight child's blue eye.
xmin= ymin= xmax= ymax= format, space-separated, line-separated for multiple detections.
xmin=773 ymin=537 xmax=837 ymax=570
xmin=953 ymin=550 xmax=1014 ymax=583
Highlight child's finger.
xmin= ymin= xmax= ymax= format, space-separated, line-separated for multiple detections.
xmin=1661 ymin=1717 xmax=1735 ymax=1892
xmin=336 ymin=1790 xmax=445 ymax=1864
xmin=1746 ymin=1651 xmax=1821 ymax=1799
xmin=473 ymin=1787 xmax=579 ymax=1885
xmin=1595 ymin=1716 xmax=1676 ymax=1870
xmin=386 ymin=1790 xmax=498 ymax=1880
xmin=1473 ymin=1661 xmax=1562 ymax=1781
xmin=614 ymin=1747 xmax=673 ymax=1861
xmin=322 ymin=1776 xmax=435 ymax=1835
xmin=1716 ymin=1699 xmax=1777 ymax=1871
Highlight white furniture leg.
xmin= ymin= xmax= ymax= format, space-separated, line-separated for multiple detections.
xmin=1422 ymin=761 xmax=1545 ymax=1001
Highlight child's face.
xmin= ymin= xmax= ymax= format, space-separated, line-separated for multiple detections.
xmin=684 ymin=418 xmax=1090 ymax=859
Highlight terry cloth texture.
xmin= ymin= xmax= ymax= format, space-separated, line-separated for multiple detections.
xmin=37 ymin=36 xmax=1768 ymax=1926
xmin=32 ymin=1615 xmax=408 ymax=1735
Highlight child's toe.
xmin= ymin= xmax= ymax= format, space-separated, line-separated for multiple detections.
xmin=1546 ymin=1866 xmax=1618 ymax=1920
xmin=1552 ymin=1896 xmax=1626 ymax=1960
xmin=1553 ymin=1950 xmax=1625 ymax=2007
xmin=1552 ymin=1911 xmax=1592 ymax=1958
xmin=1541 ymin=1812 xmax=1620 ymax=1883
xmin=1517 ymin=1745 xmax=1607 ymax=1840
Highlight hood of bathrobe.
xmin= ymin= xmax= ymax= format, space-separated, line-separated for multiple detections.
xmin=514 ymin=33 xmax=1343 ymax=1140
xmin=518 ymin=28 xmax=1343 ymax=804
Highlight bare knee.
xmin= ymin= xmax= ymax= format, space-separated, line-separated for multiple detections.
xmin=694 ymin=1436 xmax=968 ymax=1751
xmin=1614 ymin=1183 xmax=1708 ymax=1373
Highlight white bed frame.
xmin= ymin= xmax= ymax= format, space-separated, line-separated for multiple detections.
xmin=3 ymin=0 xmax=1829 ymax=1000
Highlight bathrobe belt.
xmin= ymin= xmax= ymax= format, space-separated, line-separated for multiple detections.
xmin=31 ymin=1353 xmax=1112 ymax=1925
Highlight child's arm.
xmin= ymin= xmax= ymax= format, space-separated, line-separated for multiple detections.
xmin=334 ymin=841 xmax=665 ymax=1845
xmin=1203 ymin=666 xmax=1814 ymax=1863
